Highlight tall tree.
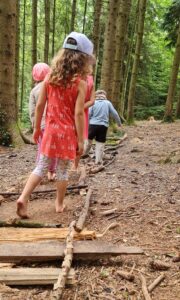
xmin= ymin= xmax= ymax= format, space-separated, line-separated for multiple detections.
xmin=0 ymin=0 xmax=22 ymax=146
xmin=112 ymin=0 xmax=132 ymax=110
xmin=163 ymin=0 xmax=180 ymax=122
xmin=92 ymin=0 xmax=103 ymax=58
xmin=44 ymin=0 xmax=50 ymax=63
xmin=20 ymin=0 xmax=26 ymax=115
xmin=100 ymin=0 xmax=120 ymax=98
xmin=82 ymin=0 xmax=88 ymax=33
xmin=52 ymin=0 xmax=56 ymax=57
xmin=176 ymin=89 xmax=180 ymax=118
xmin=70 ymin=0 xmax=77 ymax=31
xmin=32 ymin=0 xmax=37 ymax=68
xmin=127 ymin=0 xmax=147 ymax=123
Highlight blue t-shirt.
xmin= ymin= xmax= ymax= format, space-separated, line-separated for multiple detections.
xmin=89 ymin=99 xmax=121 ymax=127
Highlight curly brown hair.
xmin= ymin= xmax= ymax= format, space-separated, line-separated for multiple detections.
xmin=48 ymin=48 xmax=90 ymax=86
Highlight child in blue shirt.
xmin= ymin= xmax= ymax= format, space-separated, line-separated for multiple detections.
xmin=84 ymin=90 xmax=121 ymax=164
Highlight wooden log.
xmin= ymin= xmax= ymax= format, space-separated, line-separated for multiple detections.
xmin=117 ymin=270 xmax=135 ymax=281
xmin=0 ymin=268 xmax=75 ymax=285
xmin=89 ymin=165 xmax=105 ymax=174
xmin=101 ymin=208 xmax=117 ymax=216
xmin=0 ymin=219 xmax=62 ymax=228
xmin=140 ymin=273 xmax=152 ymax=300
xmin=75 ymin=188 xmax=93 ymax=232
xmin=0 ymin=227 xmax=96 ymax=242
xmin=148 ymin=273 xmax=165 ymax=293
xmin=0 ymin=184 xmax=88 ymax=196
xmin=0 ymin=241 xmax=144 ymax=263
xmin=52 ymin=221 xmax=75 ymax=299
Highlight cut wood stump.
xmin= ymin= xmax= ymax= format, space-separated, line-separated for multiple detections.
xmin=0 ymin=241 xmax=144 ymax=263
xmin=0 ymin=268 xmax=75 ymax=285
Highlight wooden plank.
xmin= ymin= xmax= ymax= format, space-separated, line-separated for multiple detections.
xmin=0 ymin=227 xmax=96 ymax=242
xmin=0 ymin=268 xmax=75 ymax=285
xmin=0 ymin=241 xmax=144 ymax=263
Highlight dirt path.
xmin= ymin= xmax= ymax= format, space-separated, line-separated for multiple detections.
xmin=0 ymin=121 xmax=179 ymax=300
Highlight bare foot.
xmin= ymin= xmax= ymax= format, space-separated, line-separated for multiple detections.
xmin=48 ymin=172 xmax=56 ymax=181
xmin=55 ymin=200 xmax=66 ymax=213
xmin=16 ymin=200 xmax=29 ymax=219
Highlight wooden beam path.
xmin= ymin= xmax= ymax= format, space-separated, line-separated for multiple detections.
xmin=0 ymin=241 xmax=144 ymax=263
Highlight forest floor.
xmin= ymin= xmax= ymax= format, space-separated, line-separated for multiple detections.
xmin=0 ymin=120 xmax=180 ymax=300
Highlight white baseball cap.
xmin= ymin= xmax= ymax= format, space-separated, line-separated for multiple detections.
xmin=63 ymin=32 xmax=94 ymax=56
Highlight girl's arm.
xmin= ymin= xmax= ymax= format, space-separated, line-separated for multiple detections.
xmin=84 ymin=86 xmax=95 ymax=109
xmin=75 ymin=79 xmax=87 ymax=156
xmin=33 ymin=81 xmax=47 ymax=143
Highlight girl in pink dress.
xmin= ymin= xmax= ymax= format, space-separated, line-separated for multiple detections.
xmin=16 ymin=32 xmax=94 ymax=218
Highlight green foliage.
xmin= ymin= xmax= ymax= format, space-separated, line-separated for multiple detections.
xmin=134 ymin=105 xmax=165 ymax=120
xmin=0 ymin=112 xmax=12 ymax=146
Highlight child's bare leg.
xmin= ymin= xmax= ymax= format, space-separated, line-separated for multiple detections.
xmin=17 ymin=154 xmax=50 ymax=218
xmin=55 ymin=159 xmax=69 ymax=213
xmin=17 ymin=174 xmax=41 ymax=218
xmin=55 ymin=180 xmax=68 ymax=213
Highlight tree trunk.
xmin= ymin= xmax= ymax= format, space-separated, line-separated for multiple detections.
xmin=0 ymin=0 xmax=22 ymax=146
xmin=100 ymin=0 xmax=120 ymax=99
xmin=15 ymin=0 xmax=20 ymax=120
xmin=112 ymin=0 xmax=132 ymax=110
xmin=120 ymin=0 xmax=138 ymax=116
xmin=32 ymin=0 xmax=37 ymax=68
xmin=164 ymin=22 xmax=180 ymax=122
xmin=82 ymin=0 xmax=88 ymax=33
xmin=70 ymin=0 xmax=77 ymax=31
xmin=52 ymin=0 xmax=56 ymax=57
xmin=127 ymin=0 xmax=147 ymax=124
xmin=92 ymin=0 xmax=102 ymax=58
xmin=175 ymin=89 xmax=180 ymax=119
xmin=44 ymin=0 xmax=50 ymax=63
xmin=20 ymin=0 xmax=26 ymax=116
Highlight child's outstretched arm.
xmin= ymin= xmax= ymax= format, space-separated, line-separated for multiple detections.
xmin=75 ymin=80 xmax=87 ymax=157
xmin=108 ymin=101 xmax=122 ymax=127
xmin=33 ymin=81 xmax=47 ymax=143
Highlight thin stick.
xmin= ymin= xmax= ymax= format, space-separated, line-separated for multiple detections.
xmin=75 ymin=188 xmax=93 ymax=232
xmin=52 ymin=220 xmax=76 ymax=299
xmin=140 ymin=273 xmax=152 ymax=300
xmin=148 ymin=273 xmax=165 ymax=293
xmin=0 ymin=184 xmax=88 ymax=196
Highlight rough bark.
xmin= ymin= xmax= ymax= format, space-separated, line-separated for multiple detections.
xmin=100 ymin=0 xmax=120 ymax=99
xmin=0 ymin=0 xmax=22 ymax=146
xmin=20 ymin=0 xmax=26 ymax=115
xmin=164 ymin=22 xmax=180 ymax=122
xmin=112 ymin=0 xmax=132 ymax=110
xmin=44 ymin=0 xmax=50 ymax=63
xmin=127 ymin=0 xmax=147 ymax=123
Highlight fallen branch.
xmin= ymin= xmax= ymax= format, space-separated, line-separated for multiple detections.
xmin=52 ymin=221 xmax=75 ymax=299
xmin=75 ymin=188 xmax=93 ymax=232
xmin=148 ymin=273 xmax=165 ymax=293
xmin=0 ymin=184 xmax=88 ymax=196
xmin=140 ymin=273 xmax=152 ymax=300
xmin=117 ymin=270 xmax=134 ymax=281
xmin=78 ymin=165 xmax=87 ymax=186
xmin=97 ymin=222 xmax=119 ymax=237
xmin=0 ymin=219 xmax=62 ymax=228
xmin=101 ymin=208 xmax=117 ymax=216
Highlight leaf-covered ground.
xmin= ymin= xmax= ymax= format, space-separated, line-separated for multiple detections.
xmin=0 ymin=121 xmax=179 ymax=300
